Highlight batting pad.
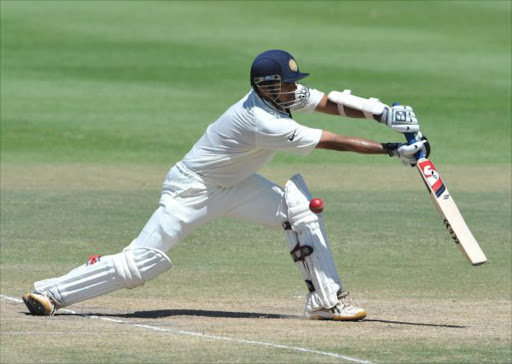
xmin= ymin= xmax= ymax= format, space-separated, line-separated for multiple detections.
xmin=34 ymin=248 xmax=172 ymax=307
xmin=284 ymin=174 xmax=341 ymax=311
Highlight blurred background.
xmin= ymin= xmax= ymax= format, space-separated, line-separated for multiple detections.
xmin=1 ymin=1 xmax=510 ymax=166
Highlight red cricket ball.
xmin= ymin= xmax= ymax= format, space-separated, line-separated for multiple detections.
xmin=309 ymin=198 xmax=324 ymax=214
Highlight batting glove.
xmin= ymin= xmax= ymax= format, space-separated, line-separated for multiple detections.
xmin=378 ymin=105 xmax=420 ymax=134
xmin=383 ymin=140 xmax=427 ymax=167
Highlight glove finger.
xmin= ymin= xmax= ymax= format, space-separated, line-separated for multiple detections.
xmin=392 ymin=124 xmax=421 ymax=133
xmin=393 ymin=117 xmax=417 ymax=124
xmin=393 ymin=105 xmax=413 ymax=111
xmin=392 ymin=116 xmax=417 ymax=125
xmin=409 ymin=140 xmax=427 ymax=154
xmin=399 ymin=140 xmax=427 ymax=156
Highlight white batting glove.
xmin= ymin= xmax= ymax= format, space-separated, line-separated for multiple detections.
xmin=378 ymin=105 xmax=420 ymax=134
xmin=384 ymin=140 xmax=427 ymax=166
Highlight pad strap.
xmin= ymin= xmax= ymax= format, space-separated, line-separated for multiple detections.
xmin=290 ymin=242 xmax=313 ymax=262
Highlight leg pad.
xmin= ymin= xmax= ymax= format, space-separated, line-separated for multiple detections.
xmin=34 ymin=248 xmax=172 ymax=307
xmin=284 ymin=174 xmax=342 ymax=311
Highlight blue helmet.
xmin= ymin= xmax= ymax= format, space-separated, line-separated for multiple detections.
xmin=250 ymin=49 xmax=309 ymax=87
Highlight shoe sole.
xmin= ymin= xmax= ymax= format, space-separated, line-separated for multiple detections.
xmin=22 ymin=294 xmax=54 ymax=316
xmin=308 ymin=311 xmax=367 ymax=321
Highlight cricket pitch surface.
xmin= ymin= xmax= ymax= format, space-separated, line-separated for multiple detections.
xmin=1 ymin=164 xmax=511 ymax=363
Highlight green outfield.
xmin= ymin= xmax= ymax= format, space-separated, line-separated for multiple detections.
xmin=1 ymin=1 xmax=511 ymax=363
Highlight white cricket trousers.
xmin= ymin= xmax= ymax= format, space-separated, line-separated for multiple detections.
xmin=32 ymin=163 xmax=290 ymax=308
xmin=128 ymin=162 xmax=288 ymax=253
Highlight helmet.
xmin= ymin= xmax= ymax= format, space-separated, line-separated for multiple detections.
xmin=250 ymin=49 xmax=309 ymax=86
xmin=250 ymin=50 xmax=310 ymax=110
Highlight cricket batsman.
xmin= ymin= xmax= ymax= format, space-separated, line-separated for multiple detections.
xmin=23 ymin=49 xmax=426 ymax=320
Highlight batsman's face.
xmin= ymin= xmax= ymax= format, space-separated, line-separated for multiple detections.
xmin=258 ymin=81 xmax=297 ymax=102
xmin=277 ymin=82 xmax=298 ymax=103
xmin=256 ymin=80 xmax=308 ymax=110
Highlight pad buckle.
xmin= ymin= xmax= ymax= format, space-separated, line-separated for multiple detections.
xmin=290 ymin=243 xmax=313 ymax=262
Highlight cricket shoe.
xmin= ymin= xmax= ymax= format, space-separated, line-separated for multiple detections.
xmin=305 ymin=291 xmax=367 ymax=321
xmin=22 ymin=292 xmax=57 ymax=316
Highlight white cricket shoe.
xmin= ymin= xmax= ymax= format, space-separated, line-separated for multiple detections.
xmin=22 ymin=292 xmax=57 ymax=316
xmin=305 ymin=291 xmax=367 ymax=321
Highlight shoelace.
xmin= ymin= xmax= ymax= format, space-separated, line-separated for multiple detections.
xmin=337 ymin=291 xmax=355 ymax=308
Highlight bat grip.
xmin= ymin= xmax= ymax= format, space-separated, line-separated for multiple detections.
xmin=392 ymin=102 xmax=425 ymax=160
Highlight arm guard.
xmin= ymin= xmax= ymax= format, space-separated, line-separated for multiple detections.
xmin=328 ymin=89 xmax=387 ymax=119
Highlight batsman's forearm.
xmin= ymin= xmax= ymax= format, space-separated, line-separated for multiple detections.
xmin=316 ymin=130 xmax=387 ymax=154
xmin=316 ymin=95 xmax=366 ymax=118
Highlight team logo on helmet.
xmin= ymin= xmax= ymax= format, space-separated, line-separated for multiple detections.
xmin=289 ymin=58 xmax=298 ymax=72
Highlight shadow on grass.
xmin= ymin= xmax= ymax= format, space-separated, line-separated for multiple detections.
xmin=362 ymin=318 xmax=466 ymax=329
xmin=100 ymin=309 xmax=300 ymax=320
xmin=65 ymin=308 xmax=466 ymax=328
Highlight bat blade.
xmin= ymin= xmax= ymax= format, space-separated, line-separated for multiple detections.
xmin=416 ymin=158 xmax=487 ymax=266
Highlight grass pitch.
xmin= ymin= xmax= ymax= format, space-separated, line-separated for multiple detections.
xmin=1 ymin=165 xmax=510 ymax=363
xmin=1 ymin=1 xmax=511 ymax=363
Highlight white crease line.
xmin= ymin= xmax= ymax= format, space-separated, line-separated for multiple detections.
xmin=1 ymin=295 xmax=23 ymax=303
xmin=1 ymin=294 xmax=373 ymax=364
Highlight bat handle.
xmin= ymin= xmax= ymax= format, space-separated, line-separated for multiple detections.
xmin=392 ymin=102 xmax=425 ymax=160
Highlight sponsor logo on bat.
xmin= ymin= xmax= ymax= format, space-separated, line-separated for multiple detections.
xmin=418 ymin=160 xmax=445 ymax=198
xmin=443 ymin=219 xmax=460 ymax=244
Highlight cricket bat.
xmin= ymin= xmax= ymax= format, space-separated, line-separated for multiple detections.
xmin=404 ymin=131 xmax=487 ymax=266
xmin=391 ymin=101 xmax=487 ymax=266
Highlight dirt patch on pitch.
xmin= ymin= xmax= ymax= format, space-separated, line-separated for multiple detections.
xmin=2 ymin=163 xmax=510 ymax=192
xmin=2 ymin=295 xmax=510 ymax=363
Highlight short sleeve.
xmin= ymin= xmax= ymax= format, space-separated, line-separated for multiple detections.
xmin=254 ymin=109 xmax=322 ymax=155
xmin=294 ymin=87 xmax=324 ymax=114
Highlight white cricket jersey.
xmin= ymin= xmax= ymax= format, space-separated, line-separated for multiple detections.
xmin=179 ymin=88 xmax=324 ymax=187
